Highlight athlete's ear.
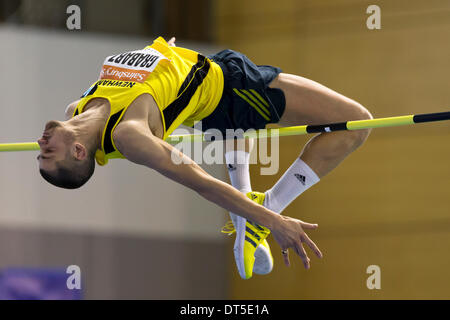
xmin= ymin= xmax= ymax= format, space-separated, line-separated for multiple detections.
xmin=73 ymin=143 xmax=87 ymax=160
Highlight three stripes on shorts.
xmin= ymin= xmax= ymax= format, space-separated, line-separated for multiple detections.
xmin=233 ymin=88 xmax=271 ymax=121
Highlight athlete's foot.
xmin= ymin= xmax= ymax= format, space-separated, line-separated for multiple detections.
xmin=221 ymin=191 xmax=273 ymax=279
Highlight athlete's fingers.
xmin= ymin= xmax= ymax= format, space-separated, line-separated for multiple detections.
xmin=300 ymin=222 xmax=319 ymax=230
xmin=168 ymin=37 xmax=176 ymax=47
xmin=302 ymin=233 xmax=323 ymax=258
xmin=294 ymin=242 xmax=310 ymax=269
xmin=281 ymin=249 xmax=290 ymax=267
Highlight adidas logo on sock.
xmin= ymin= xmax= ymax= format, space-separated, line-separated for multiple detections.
xmin=227 ymin=164 xmax=236 ymax=171
xmin=294 ymin=173 xmax=306 ymax=185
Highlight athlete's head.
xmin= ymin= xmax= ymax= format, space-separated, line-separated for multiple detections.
xmin=37 ymin=120 xmax=96 ymax=189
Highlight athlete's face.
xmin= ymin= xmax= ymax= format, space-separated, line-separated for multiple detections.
xmin=37 ymin=120 xmax=72 ymax=171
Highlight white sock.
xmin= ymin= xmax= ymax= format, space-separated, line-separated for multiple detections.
xmin=225 ymin=151 xmax=252 ymax=194
xmin=264 ymin=158 xmax=320 ymax=214
xmin=225 ymin=150 xmax=252 ymax=229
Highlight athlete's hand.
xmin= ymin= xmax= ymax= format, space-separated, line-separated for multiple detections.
xmin=271 ymin=215 xmax=323 ymax=269
xmin=168 ymin=37 xmax=176 ymax=47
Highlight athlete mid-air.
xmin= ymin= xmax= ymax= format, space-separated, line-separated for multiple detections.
xmin=37 ymin=37 xmax=372 ymax=278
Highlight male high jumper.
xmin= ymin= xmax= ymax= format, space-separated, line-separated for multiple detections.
xmin=37 ymin=37 xmax=372 ymax=279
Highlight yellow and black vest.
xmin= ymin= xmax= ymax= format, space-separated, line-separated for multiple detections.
xmin=72 ymin=36 xmax=224 ymax=165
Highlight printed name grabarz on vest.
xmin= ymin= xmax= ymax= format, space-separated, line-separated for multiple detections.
xmin=107 ymin=51 xmax=160 ymax=68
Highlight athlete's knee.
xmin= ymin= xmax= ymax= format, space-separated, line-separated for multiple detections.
xmin=346 ymin=103 xmax=373 ymax=149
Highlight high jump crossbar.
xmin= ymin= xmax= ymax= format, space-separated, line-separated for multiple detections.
xmin=1 ymin=111 xmax=449 ymax=152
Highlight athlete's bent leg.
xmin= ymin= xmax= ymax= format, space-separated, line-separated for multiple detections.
xmin=264 ymin=73 xmax=372 ymax=213
xmin=271 ymin=73 xmax=372 ymax=177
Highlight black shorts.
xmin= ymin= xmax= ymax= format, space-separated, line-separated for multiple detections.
xmin=201 ymin=49 xmax=286 ymax=137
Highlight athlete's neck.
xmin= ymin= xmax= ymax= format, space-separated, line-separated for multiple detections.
xmin=65 ymin=98 xmax=110 ymax=151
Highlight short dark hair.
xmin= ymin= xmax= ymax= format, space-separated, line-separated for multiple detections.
xmin=40 ymin=154 xmax=96 ymax=189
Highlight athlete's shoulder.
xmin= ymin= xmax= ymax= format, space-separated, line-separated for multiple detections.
xmin=65 ymin=100 xmax=80 ymax=120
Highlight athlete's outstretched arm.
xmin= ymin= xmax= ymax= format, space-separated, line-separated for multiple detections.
xmin=113 ymin=121 xmax=323 ymax=269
